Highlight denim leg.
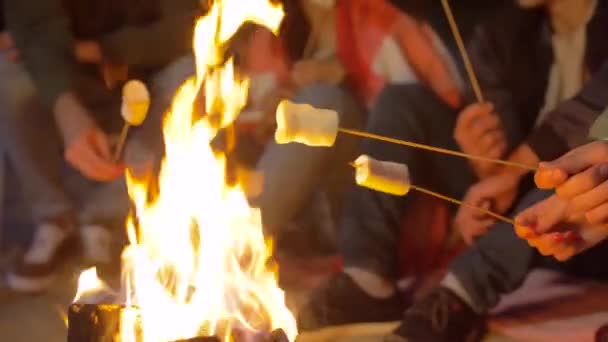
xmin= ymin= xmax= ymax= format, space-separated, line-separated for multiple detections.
xmin=0 ymin=54 xmax=72 ymax=222
xmin=255 ymin=84 xmax=366 ymax=232
xmin=450 ymin=189 xmax=552 ymax=312
xmin=339 ymin=84 xmax=475 ymax=280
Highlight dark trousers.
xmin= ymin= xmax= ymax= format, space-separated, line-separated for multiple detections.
xmin=339 ymin=84 xmax=478 ymax=280
xmin=452 ymin=188 xmax=608 ymax=312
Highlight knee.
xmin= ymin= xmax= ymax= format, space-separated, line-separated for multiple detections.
xmin=293 ymin=84 xmax=360 ymax=118
xmin=372 ymin=84 xmax=439 ymax=114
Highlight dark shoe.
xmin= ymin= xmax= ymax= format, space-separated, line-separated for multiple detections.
xmin=7 ymin=217 xmax=76 ymax=293
xmin=298 ymin=272 xmax=406 ymax=331
xmin=386 ymin=287 xmax=485 ymax=342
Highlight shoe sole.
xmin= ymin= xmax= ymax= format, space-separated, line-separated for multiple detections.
xmin=5 ymin=272 xmax=58 ymax=294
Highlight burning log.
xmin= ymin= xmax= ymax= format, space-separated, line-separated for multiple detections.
xmin=67 ymin=304 xmax=290 ymax=342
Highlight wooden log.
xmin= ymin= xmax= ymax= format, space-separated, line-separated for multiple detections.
xmin=68 ymin=304 xmax=290 ymax=342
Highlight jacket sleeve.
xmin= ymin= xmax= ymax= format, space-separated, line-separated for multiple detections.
xmin=4 ymin=0 xmax=77 ymax=108
xmin=467 ymin=24 xmax=525 ymax=151
xmin=99 ymin=0 xmax=201 ymax=69
xmin=527 ymin=61 xmax=608 ymax=161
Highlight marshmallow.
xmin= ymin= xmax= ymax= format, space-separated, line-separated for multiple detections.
xmin=275 ymin=100 xmax=339 ymax=147
xmin=121 ymin=80 xmax=150 ymax=126
xmin=354 ymin=155 xmax=410 ymax=196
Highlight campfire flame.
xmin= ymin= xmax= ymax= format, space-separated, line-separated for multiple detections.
xmin=73 ymin=0 xmax=297 ymax=341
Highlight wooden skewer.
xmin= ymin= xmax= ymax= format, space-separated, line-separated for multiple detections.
xmin=347 ymin=162 xmax=514 ymax=225
xmin=410 ymin=185 xmax=515 ymax=225
xmin=440 ymin=0 xmax=484 ymax=103
xmin=339 ymin=128 xmax=537 ymax=171
xmin=113 ymin=124 xmax=130 ymax=162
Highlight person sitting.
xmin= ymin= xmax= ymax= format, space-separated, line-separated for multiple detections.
xmin=235 ymin=0 xmax=462 ymax=253
xmin=387 ymin=4 xmax=608 ymax=341
xmin=0 ymin=0 xmax=201 ymax=293
xmin=298 ymin=0 xmax=608 ymax=331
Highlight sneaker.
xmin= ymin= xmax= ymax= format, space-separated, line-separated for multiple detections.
xmin=385 ymin=287 xmax=485 ymax=342
xmin=7 ymin=217 xmax=76 ymax=293
xmin=298 ymin=272 xmax=406 ymax=331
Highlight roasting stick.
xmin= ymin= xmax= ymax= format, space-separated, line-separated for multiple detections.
xmin=347 ymin=161 xmax=515 ymax=225
xmin=276 ymin=101 xmax=538 ymax=171
xmin=340 ymin=128 xmax=537 ymax=171
xmin=441 ymin=0 xmax=484 ymax=103
xmin=410 ymin=184 xmax=515 ymax=225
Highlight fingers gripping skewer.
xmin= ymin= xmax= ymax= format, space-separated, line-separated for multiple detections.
xmin=350 ymin=156 xmax=515 ymax=226
xmin=440 ymin=0 xmax=484 ymax=103
xmin=113 ymin=80 xmax=151 ymax=162
xmin=275 ymin=99 xmax=538 ymax=171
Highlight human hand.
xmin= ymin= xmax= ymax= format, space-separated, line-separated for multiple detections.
xmin=0 ymin=32 xmax=19 ymax=62
xmin=515 ymin=195 xmax=608 ymax=261
xmin=511 ymin=141 xmax=608 ymax=260
xmin=74 ymin=41 xmax=103 ymax=64
xmin=534 ymin=141 xmax=608 ymax=223
xmin=64 ymin=126 xmax=124 ymax=182
xmin=456 ymin=169 xmax=522 ymax=244
xmin=454 ymin=102 xmax=507 ymax=178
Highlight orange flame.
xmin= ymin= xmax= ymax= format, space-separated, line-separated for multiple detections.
xmin=74 ymin=0 xmax=297 ymax=341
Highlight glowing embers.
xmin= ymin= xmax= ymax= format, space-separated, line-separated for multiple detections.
xmin=67 ymin=304 xmax=290 ymax=342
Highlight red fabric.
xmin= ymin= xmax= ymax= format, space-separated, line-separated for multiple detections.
xmin=244 ymin=0 xmax=462 ymax=109
xmin=398 ymin=195 xmax=464 ymax=278
xmin=335 ymin=0 xmax=462 ymax=108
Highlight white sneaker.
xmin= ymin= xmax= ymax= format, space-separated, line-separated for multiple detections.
xmin=7 ymin=220 xmax=75 ymax=293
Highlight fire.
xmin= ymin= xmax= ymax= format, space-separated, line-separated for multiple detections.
xmin=73 ymin=267 xmax=107 ymax=303
xmin=73 ymin=0 xmax=297 ymax=341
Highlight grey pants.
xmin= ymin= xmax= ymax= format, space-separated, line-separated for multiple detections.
xmin=339 ymin=84 xmax=479 ymax=280
xmin=254 ymin=84 xmax=366 ymax=233
xmin=0 ymin=53 xmax=194 ymax=225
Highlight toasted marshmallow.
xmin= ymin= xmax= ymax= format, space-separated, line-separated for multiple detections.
xmin=275 ymin=100 xmax=339 ymax=147
xmin=121 ymin=80 xmax=150 ymax=126
xmin=354 ymin=155 xmax=410 ymax=196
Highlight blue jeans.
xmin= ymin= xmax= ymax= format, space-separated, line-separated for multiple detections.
xmin=0 ymin=53 xmax=194 ymax=225
xmin=339 ymin=84 xmax=479 ymax=280
xmin=254 ymin=84 xmax=366 ymax=233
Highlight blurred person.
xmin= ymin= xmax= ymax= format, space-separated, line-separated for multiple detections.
xmin=298 ymin=0 xmax=608 ymax=331
xmin=384 ymin=1 xmax=608 ymax=340
xmin=0 ymin=0 xmax=200 ymax=293
xmin=236 ymin=0 xmax=462 ymax=253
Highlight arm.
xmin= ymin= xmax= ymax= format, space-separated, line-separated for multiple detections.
xmin=526 ymin=61 xmax=608 ymax=162
xmin=98 ymin=0 xmax=201 ymax=69
xmin=504 ymin=60 xmax=608 ymax=175
xmin=467 ymin=22 xmax=525 ymax=152
xmin=4 ymin=0 xmax=78 ymax=109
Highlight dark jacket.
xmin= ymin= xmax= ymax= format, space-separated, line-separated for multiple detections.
xmin=469 ymin=0 xmax=608 ymax=161
xmin=4 ymin=0 xmax=201 ymax=108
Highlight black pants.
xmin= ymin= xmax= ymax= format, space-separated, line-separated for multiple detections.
xmin=339 ymin=84 xmax=480 ymax=280
xmin=452 ymin=188 xmax=608 ymax=312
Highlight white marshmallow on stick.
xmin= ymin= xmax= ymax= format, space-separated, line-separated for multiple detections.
xmin=354 ymin=155 xmax=411 ymax=196
xmin=121 ymin=80 xmax=150 ymax=126
xmin=275 ymin=99 xmax=339 ymax=147
xmin=113 ymin=80 xmax=151 ymax=162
